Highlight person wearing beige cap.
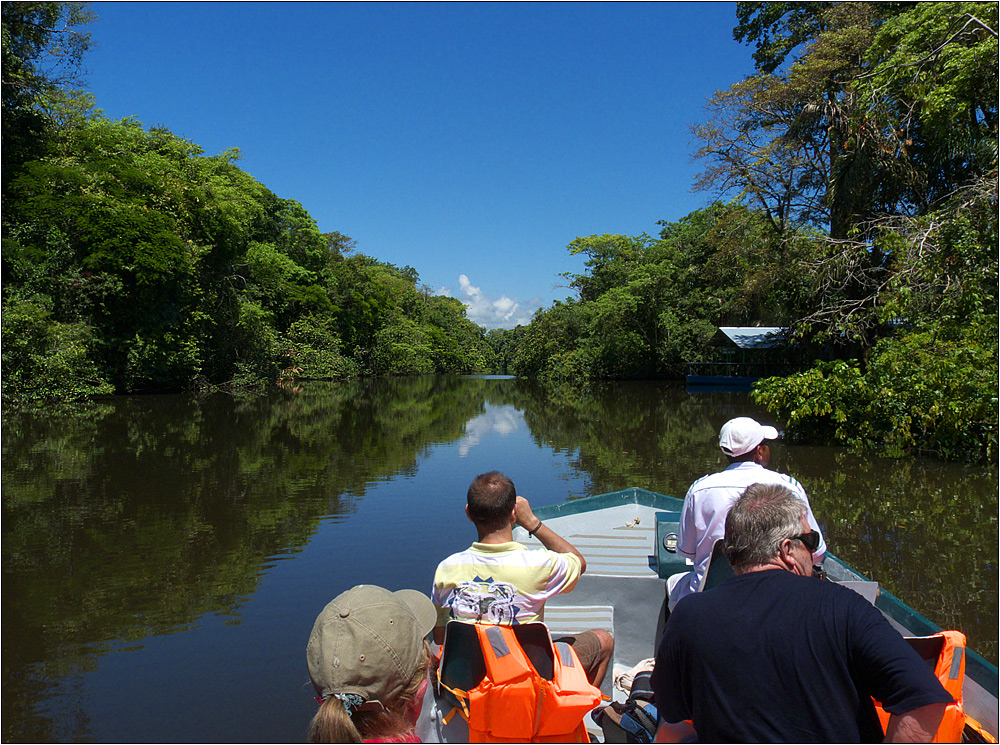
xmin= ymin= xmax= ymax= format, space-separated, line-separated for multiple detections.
xmin=306 ymin=584 xmax=436 ymax=743
xmin=666 ymin=417 xmax=826 ymax=611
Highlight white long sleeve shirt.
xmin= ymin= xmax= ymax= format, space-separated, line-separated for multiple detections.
xmin=671 ymin=462 xmax=826 ymax=606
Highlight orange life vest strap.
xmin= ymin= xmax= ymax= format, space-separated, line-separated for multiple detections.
xmin=436 ymin=673 xmax=472 ymax=721
xmin=963 ymin=714 xmax=1000 ymax=744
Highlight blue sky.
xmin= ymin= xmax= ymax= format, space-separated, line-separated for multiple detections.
xmin=85 ymin=2 xmax=757 ymax=328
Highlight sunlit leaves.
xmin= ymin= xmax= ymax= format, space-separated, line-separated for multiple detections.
xmin=1 ymin=296 xmax=114 ymax=405
xmin=754 ymin=319 xmax=998 ymax=463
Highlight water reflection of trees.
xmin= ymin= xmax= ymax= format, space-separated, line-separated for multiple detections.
xmin=792 ymin=452 xmax=999 ymax=665
xmin=1 ymin=376 xmax=489 ymax=742
xmin=509 ymin=380 xmax=778 ymax=498
xmin=512 ymin=381 xmax=998 ymax=665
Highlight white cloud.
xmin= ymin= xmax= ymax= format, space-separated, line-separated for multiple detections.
xmin=439 ymin=274 xmax=542 ymax=330
xmin=456 ymin=405 xmax=524 ymax=456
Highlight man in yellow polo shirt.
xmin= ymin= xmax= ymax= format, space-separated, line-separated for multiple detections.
xmin=431 ymin=470 xmax=614 ymax=687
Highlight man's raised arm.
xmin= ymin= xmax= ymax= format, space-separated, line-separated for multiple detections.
xmin=515 ymin=496 xmax=587 ymax=573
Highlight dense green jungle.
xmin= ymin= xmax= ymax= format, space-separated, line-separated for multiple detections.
xmin=2 ymin=2 xmax=997 ymax=464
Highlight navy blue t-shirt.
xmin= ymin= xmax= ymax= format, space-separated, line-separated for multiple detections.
xmin=651 ymin=570 xmax=952 ymax=743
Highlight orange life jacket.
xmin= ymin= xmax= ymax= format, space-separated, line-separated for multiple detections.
xmin=438 ymin=622 xmax=602 ymax=743
xmin=873 ymin=630 xmax=966 ymax=743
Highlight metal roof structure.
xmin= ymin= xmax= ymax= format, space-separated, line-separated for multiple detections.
xmin=712 ymin=326 xmax=787 ymax=349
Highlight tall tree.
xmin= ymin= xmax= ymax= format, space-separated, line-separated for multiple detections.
xmin=734 ymin=2 xmax=833 ymax=74
xmin=1 ymin=1 xmax=94 ymax=187
xmin=697 ymin=3 xmax=898 ymax=239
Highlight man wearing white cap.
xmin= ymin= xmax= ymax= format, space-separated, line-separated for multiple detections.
xmin=667 ymin=417 xmax=826 ymax=610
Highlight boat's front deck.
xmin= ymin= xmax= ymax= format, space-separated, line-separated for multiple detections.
xmin=518 ymin=504 xmax=671 ymax=709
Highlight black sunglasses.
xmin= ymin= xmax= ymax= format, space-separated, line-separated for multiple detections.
xmin=790 ymin=530 xmax=820 ymax=553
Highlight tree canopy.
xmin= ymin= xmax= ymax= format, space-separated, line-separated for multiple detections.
xmin=2 ymin=1 xmax=995 ymax=463
xmin=504 ymin=1 xmax=997 ymax=463
xmin=2 ymin=3 xmax=495 ymax=405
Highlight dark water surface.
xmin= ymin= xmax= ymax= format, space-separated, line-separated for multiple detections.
xmin=3 ymin=376 xmax=997 ymax=742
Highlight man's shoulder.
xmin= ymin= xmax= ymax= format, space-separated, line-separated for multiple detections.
xmin=435 ymin=543 xmax=479 ymax=565
xmin=748 ymin=466 xmax=806 ymax=493
xmin=433 ymin=544 xmax=485 ymax=577
xmin=434 ymin=542 xmax=562 ymax=569
xmin=766 ymin=569 xmax=880 ymax=614
xmin=687 ymin=468 xmax=737 ymax=492
xmin=686 ymin=466 xmax=757 ymax=498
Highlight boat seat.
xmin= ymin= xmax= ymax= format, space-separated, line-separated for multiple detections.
xmin=543 ymin=604 xmax=614 ymax=640
xmin=437 ymin=621 xmax=487 ymax=712
xmin=655 ymin=511 xmax=690 ymax=579
xmin=540 ymin=603 xmax=616 ymax=710
xmin=700 ymin=539 xmax=734 ymax=592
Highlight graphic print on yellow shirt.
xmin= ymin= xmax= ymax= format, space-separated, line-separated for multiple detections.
xmin=443 ymin=576 xmax=521 ymax=624
xmin=432 ymin=541 xmax=583 ymax=628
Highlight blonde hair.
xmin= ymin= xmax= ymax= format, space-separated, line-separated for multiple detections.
xmin=308 ymin=641 xmax=430 ymax=743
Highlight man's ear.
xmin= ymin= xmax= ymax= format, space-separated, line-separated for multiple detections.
xmin=465 ymin=504 xmax=474 ymax=523
xmin=777 ymin=540 xmax=797 ymax=571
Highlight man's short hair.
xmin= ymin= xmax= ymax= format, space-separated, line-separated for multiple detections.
xmin=467 ymin=471 xmax=516 ymax=531
xmin=724 ymin=483 xmax=805 ymax=569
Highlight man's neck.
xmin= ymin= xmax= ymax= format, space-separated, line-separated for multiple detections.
xmin=734 ymin=560 xmax=785 ymax=575
xmin=476 ymin=526 xmax=514 ymax=544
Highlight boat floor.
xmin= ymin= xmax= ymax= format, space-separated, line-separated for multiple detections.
xmin=539 ymin=504 xmax=669 ymax=694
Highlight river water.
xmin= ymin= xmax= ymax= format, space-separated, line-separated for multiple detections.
xmin=3 ymin=375 xmax=996 ymax=742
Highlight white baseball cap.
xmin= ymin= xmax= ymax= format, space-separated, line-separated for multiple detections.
xmin=719 ymin=417 xmax=780 ymax=457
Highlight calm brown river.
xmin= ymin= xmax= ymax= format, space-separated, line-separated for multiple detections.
xmin=3 ymin=376 xmax=996 ymax=742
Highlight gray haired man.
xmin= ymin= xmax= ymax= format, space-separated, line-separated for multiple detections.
xmin=651 ymin=483 xmax=953 ymax=743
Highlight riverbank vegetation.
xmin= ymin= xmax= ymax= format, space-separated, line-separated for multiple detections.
xmin=2 ymin=3 xmax=996 ymax=463
xmin=502 ymin=2 xmax=998 ymax=463
xmin=2 ymin=3 xmax=495 ymax=408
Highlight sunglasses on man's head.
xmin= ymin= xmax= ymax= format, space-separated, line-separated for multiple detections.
xmin=791 ymin=530 xmax=820 ymax=553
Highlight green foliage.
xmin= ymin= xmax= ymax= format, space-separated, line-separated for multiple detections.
xmin=371 ymin=317 xmax=436 ymax=375
xmin=424 ymin=295 xmax=494 ymax=374
xmin=512 ymin=300 xmax=592 ymax=381
xmin=734 ymin=2 xmax=832 ymax=74
xmin=1 ymin=295 xmax=114 ymax=405
xmin=486 ymin=326 xmax=528 ymax=374
xmin=1 ymin=1 xmax=94 ymax=184
xmin=858 ymin=2 xmax=998 ymax=209
xmin=684 ymin=1 xmax=999 ymax=464
xmin=2 ymin=91 xmax=489 ymax=397
xmin=278 ymin=315 xmax=357 ymax=379
xmin=1 ymin=6 xmax=491 ymax=397
xmin=513 ymin=203 xmax=805 ymax=382
xmin=754 ymin=318 xmax=998 ymax=463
